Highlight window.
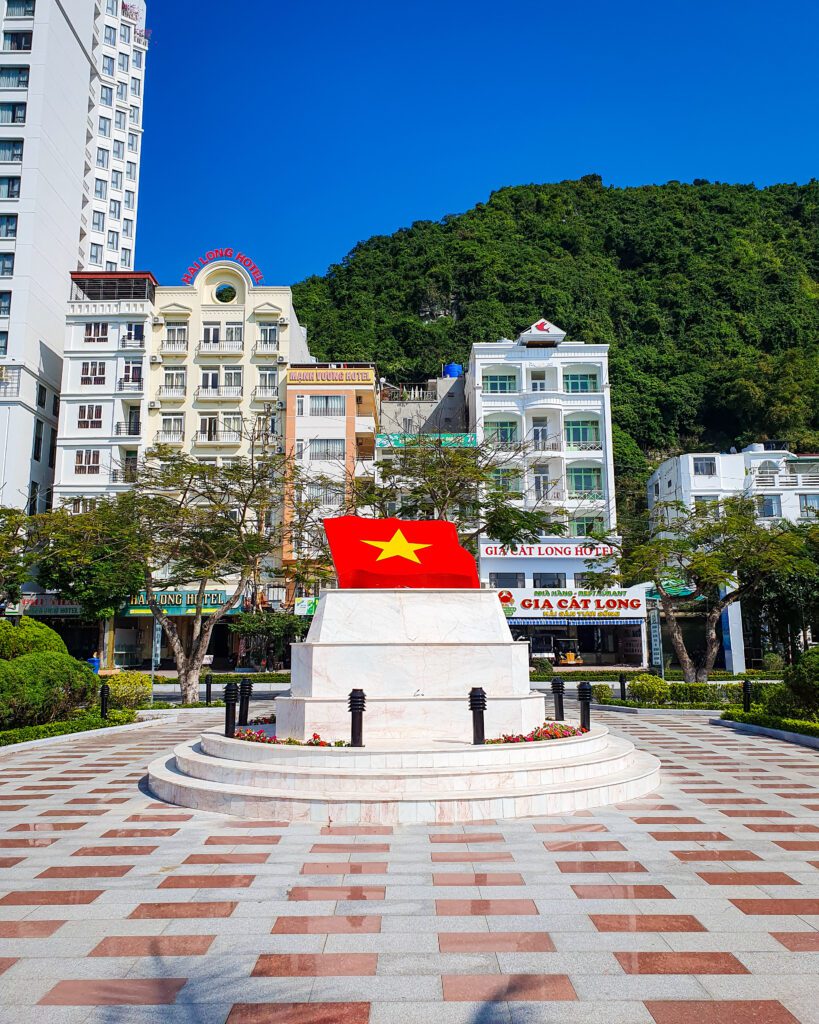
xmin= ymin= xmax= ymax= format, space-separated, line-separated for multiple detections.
xmin=0 ymin=139 xmax=22 ymax=161
xmin=127 ymin=132 xmax=138 ymax=153
xmin=101 ymin=55 xmax=114 ymax=76
xmin=161 ymin=414 xmax=183 ymax=437
xmin=129 ymin=104 xmax=139 ymax=124
xmin=130 ymin=75 xmax=141 ymax=96
xmin=99 ymin=84 xmax=113 ymax=106
xmin=693 ymin=457 xmax=717 ymax=476
xmin=103 ymin=25 xmax=116 ymax=45
xmin=223 ymin=365 xmax=242 ymax=389
xmin=295 ymin=395 xmax=304 ymax=416
xmin=106 ymin=0 xmax=116 ymax=12
xmin=295 ymin=439 xmax=304 ymax=460
xmin=96 ymin=147 xmax=109 ymax=168
xmin=309 ymin=438 xmax=345 ymax=461
xmin=119 ymin=23 xmax=130 ymax=43
xmin=490 ymin=467 xmax=522 ymax=493
xmin=7 ymin=1 xmax=35 ymax=17
xmin=309 ymin=394 xmax=346 ymax=416
xmin=224 ymin=322 xmax=243 ymax=342
xmin=91 ymin=210 xmax=105 ymax=231
xmin=530 ymin=369 xmax=548 ymax=392
xmin=0 ymin=176 xmax=20 ymax=197
xmin=114 ymin=109 xmax=126 ymax=130
xmin=570 ymin=516 xmax=604 ymax=538
xmin=80 ymin=361 xmax=105 ymax=385
xmin=112 ymin=139 xmax=124 ymax=159
xmin=132 ymin=49 xmax=142 ymax=68
xmin=259 ymin=322 xmax=278 ymax=344
xmin=32 ymin=417 xmax=42 ymax=460
xmin=0 ymin=102 xmax=25 ymax=123
xmin=305 ymin=482 xmax=343 ymax=506
xmin=47 ymin=426 xmax=56 ymax=469
xmin=165 ymin=322 xmax=187 ymax=342
xmin=118 ymin=51 xmax=129 ymax=71
xmin=77 ymin=404 xmax=102 ymax=428
xmin=0 ymin=65 xmax=28 ymax=87
xmin=563 ymin=373 xmax=599 ymax=393
xmin=653 ymin=481 xmax=660 ymax=497
xmin=482 ymin=373 xmax=517 ymax=393
xmin=0 ymin=291 xmax=10 ymax=316
xmin=567 ymin=466 xmax=603 ymax=495
xmin=485 ymin=420 xmax=517 ymax=443
xmin=489 ymin=573 xmax=524 ymax=588
xmin=573 ymin=573 xmax=592 ymax=588
xmin=27 ymin=479 xmax=38 ymax=514
xmin=799 ymin=494 xmax=819 ymax=518
xmin=3 ymin=32 xmax=32 ymax=51
xmin=124 ymin=322 xmax=143 ymax=341
xmin=0 ymin=253 xmax=13 ymax=276
xmin=74 ymin=449 xmax=100 ymax=475
xmin=97 ymin=114 xmax=111 ymax=137
xmin=36 ymin=382 xmax=44 ymax=407
xmin=564 ymin=419 xmax=601 ymax=447
xmin=94 ymin=178 xmax=107 ymax=199
xmin=120 ymin=247 xmax=131 ymax=268
xmin=222 ymin=414 xmax=242 ymax=437
xmin=52 ymin=393 xmax=59 ymax=416
xmin=756 ymin=495 xmax=781 ymax=518
xmin=125 ymin=159 xmax=136 ymax=179
xmin=0 ymin=214 xmax=15 ymax=237
xmin=0 ymin=330 xmax=7 ymax=355
xmin=89 ymin=243 xmax=103 ymax=265
xmin=163 ymin=369 xmax=185 ymax=390
xmin=111 ymin=169 xmax=123 ymax=189
xmin=122 ymin=359 xmax=141 ymax=384
xmin=533 ymin=573 xmax=566 ymax=588
xmin=122 ymin=217 xmax=133 ymax=238
xmin=116 ymin=80 xmax=127 ymax=101
xmin=105 ymin=260 xmax=117 ymax=271
xmin=84 ymin=322 xmax=108 ymax=342
xmin=107 ymin=229 xmax=119 ymax=249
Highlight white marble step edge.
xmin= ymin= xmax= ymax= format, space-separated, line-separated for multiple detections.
xmin=147 ymin=747 xmax=660 ymax=824
xmin=175 ymin=736 xmax=639 ymax=794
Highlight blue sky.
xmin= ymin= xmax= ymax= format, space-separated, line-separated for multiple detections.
xmin=136 ymin=0 xmax=819 ymax=287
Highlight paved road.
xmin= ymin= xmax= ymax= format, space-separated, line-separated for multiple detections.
xmin=0 ymin=710 xmax=817 ymax=1023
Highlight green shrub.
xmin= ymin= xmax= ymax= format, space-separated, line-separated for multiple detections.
xmin=530 ymin=658 xmax=554 ymax=678
xmin=0 ymin=709 xmax=136 ymax=747
xmin=762 ymin=651 xmax=786 ymax=674
xmin=161 ymin=672 xmax=290 ymax=687
xmin=720 ymin=709 xmax=819 ymax=740
xmin=0 ymin=659 xmax=25 ymax=729
xmin=784 ymin=648 xmax=819 ymax=714
xmin=5 ymin=653 xmax=97 ymax=727
xmin=591 ymin=684 xmax=613 ymax=702
xmin=106 ymin=671 xmax=151 ymax=709
xmin=628 ymin=674 xmax=670 ymax=705
xmin=0 ymin=617 xmax=68 ymax=660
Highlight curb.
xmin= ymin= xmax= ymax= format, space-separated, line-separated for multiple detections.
xmin=710 ymin=718 xmax=819 ymax=750
xmin=0 ymin=717 xmax=172 ymax=757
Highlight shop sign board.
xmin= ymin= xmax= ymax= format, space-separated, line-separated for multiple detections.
xmin=376 ymin=433 xmax=477 ymax=449
xmin=480 ymin=541 xmax=615 ymax=559
xmin=497 ymin=586 xmax=646 ymax=621
xmin=288 ymin=367 xmax=375 ymax=385
xmin=123 ymin=590 xmax=241 ymax=616
xmin=181 ymin=247 xmax=263 ymax=285
xmin=294 ymin=596 xmax=319 ymax=616
xmin=6 ymin=595 xmax=84 ymax=617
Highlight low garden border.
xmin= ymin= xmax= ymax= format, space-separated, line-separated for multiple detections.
xmin=711 ymin=716 xmax=819 ymax=750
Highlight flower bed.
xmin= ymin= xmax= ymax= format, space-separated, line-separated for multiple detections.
xmin=487 ymin=721 xmax=586 ymax=744
xmin=234 ymin=729 xmax=348 ymax=747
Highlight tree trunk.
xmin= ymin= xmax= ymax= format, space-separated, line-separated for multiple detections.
xmin=660 ymin=596 xmax=697 ymax=683
xmin=698 ymin=604 xmax=724 ymax=682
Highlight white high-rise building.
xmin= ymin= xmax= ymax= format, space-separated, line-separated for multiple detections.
xmin=0 ymin=0 xmax=148 ymax=513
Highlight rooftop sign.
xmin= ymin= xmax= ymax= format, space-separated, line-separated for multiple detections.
xmin=288 ymin=367 xmax=375 ymax=385
xmin=181 ymin=248 xmax=264 ymax=285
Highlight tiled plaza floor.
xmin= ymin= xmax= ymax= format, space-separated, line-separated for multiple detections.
xmin=0 ymin=709 xmax=818 ymax=1023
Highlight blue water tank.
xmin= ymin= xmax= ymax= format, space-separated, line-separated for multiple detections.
xmin=443 ymin=362 xmax=463 ymax=378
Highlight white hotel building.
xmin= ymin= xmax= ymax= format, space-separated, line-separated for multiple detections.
xmin=0 ymin=0 xmax=148 ymax=513
xmin=467 ymin=318 xmax=647 ymax=666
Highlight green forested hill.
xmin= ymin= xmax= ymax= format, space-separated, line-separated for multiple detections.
xmin=292 ymin=176 xmax=819 ymax=474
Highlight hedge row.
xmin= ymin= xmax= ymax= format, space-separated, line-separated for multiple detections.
xmin=157 ymin=672 xmax=291 ymax=687
xmin=0 ymin=709 xmax=136 ymax=747
xmin=0 ymin=653 xmax=98 ymax=729
xmin=720 ymin=710 xmax=819 ymax=740
xmin=531 ymin=669 xmax=783 ymax=683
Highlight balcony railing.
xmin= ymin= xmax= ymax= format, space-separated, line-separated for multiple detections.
xmin=161 ymin=339 xmax=188 ymax=353
xmin=119 ymin=337 xmax=145 ymax=349
xmin=111 ymin=468 xmax=137 ymax=483
xmin=196 ymin=340 xmax=244 ymax=355
xmin=531 ymin=439 xmax=562 ymax=452
xmin=251 ymin=385 xmax=279 ymax=400
xmin=754 ymin=472 xmax=819 ymax=489
xmin=195 ymin=385 xmax=242 ymax=400
xmin=154 ymin=430 xmax=184 ymax=445
xmin=253 ymin=340 xmax=279 ymax=355
xmin=116 ymin=378 xmax=143 ymax=392
xmin=193 ymin=430 xmax=241 ymax=445
xmin=567 ymin=489 xmax=606 ymax=501
xmin=114 ymin=421 xmax=141 ymax=436
xmin=157 ymin=385 xmax=186 ymax=399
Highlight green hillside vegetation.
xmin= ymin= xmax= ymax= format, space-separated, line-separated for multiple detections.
xmin=293 ymin=176 xmax=819 ymax=493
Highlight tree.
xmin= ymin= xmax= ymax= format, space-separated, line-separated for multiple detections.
xmin=591 ymin=497 xmax=817 ymax=682
xmin=0 ymin=507 xmax=39 ymax=608
xmin=228 ymin=611 xmax=309 ymax=670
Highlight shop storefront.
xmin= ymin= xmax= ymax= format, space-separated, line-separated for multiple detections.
xmin=5 ymin=593 xmax=98 ymax=659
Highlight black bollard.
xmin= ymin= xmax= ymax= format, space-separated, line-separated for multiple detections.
xmin=238 ymin=676 xmax=253 ymax=726
xmin=469 ymin=687 xmax=487 ymax=745
xmin=205 ymin=672 xmax=213 ymax=707
xmin=224 ymin=681 xmax=238 ymax=737
xmin=348 ymin=688 xmax=366 ymax=747
xmin=742 ymin=677 xmax=752 ymax=713
xmin=99 ymin=682 xmax=110 ymax=720
xmin=619 ymin=672 xmax=628 ymax=701
xmin=578 ymin=681 xmax=592 ymax=731
xmin=551 ymin=676 xmax=565 ymax=721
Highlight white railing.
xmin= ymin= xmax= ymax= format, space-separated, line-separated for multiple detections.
xmin=754 ymin=472 xmax=819 ymax=489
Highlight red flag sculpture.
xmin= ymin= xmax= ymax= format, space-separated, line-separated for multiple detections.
xmin=324 ymin=516 xmax=480 ymax=589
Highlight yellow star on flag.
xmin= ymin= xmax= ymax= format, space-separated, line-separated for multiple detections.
xmin=361 ymin=528 xmax=432 ymax=563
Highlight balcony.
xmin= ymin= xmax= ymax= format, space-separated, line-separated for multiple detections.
xmin=567 ymin=489 xmax=606 ymax=501
xmin=154 ymin=430 xmax=184 ymax=445
xmin=114 ymin=421 xmax=141 ymax=436
xmin=195 ymin=385 xmax=242 ymax=401
xmin=754 ymin=472 xmax=819 ymax=490
xmin=565 ymin=440 xmax=604 ymax=453
xmin=251 ymin=385 xmax=279 ymax=401
xmin=196 ymin=340 xmax=243 ymax=356
xmin=253 ymin=340 xmax=280 ymax=356
xmin=531 ymin=439 xmax=562 ymax=452
xmin=161 ymin=338 xmax=188 ymax=354
xmin=193 ymin=430 xmax=241 ymax=445
xmin=111 ymin=468 xmax=137 ymax=484
xmin=157 ymin=385 xmax=186 ymax=400
xmin=116 ymin=378 xmax=143 ymax=392
xmin=119 ymin=337 xmax=145 ymax=350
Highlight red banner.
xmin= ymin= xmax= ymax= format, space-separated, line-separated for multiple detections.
xmin=324 ymin=516 xmax=480 ymax=589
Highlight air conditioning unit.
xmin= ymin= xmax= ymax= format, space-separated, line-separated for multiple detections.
xmin=277 ymin=317 xmax=289 ymax=325
xmin=276 ymin=400 xmax=285 ymax=410
xmin=275 ymin=444 xmax=284 ymax=454
xmin=276 ymin=355 xmax=286 ymax=364
xmin=147 ymin=400 xmax=160 ymax=409
xmin=152 ymin=317 xmax=163 ymax=325
xmin=149 ymin=354 xmax=162 ymax=364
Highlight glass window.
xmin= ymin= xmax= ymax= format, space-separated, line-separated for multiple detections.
xmin=77 ymin=404 xmax=102 ymax=428
xmin=564 ymin=419 xmax=601 ymax=447
xmin=103 ymin=25 xmax=116 ymax=45
xmin=309 ymin=394 xmax=346 ymax=416
xmin=0 ymin=253 xmax=13 ymax=276
xmin=567 ymin=466 xmax=603 ymax=495
xmin=295 ymin=395 xmax=304 ymax=416
xmin=114 ymin=109 xmax=126 ymax=130
xmin=130 ymin=76 xmax=140 ymax=96
xmin=101 ymin=55 xmax=114 ymax=76
xmin=116 ymin=80 xmax=127 ymax=101
xmin=105 ymin=260 xmax=117 ymax=271
xmin=112 ymin=139 xmax=124 ymax=159
xmin=224 ymin=322 xmax=243 ymax=342
xmin=125 ymin=159 xmax=136 ymax=179
xmin=570 ymin=516 xmax=604 ymax=538
xmin=132 ymin=49 xmax=142 ymax=68
xmin=693 ymin=457 xmax=717 ymax=476
xmin=122 ymin=217 xmax=133 ymax=237
xmin=799 ymin=494 xmax=819 ymax=518
xmin=485 ymin=420 xmax=517 ymax=443
xmin=111 ymin=169 xmax=123 ymax=189
xmin=120 ymin=248 xmax=131 ymax=267
xmin=258 ymin=322 xmax=278 ymax=344
xmin=124 ymin=188 xmax=135 ymax=208
xmin=0 ymin=176 xmax=20 ymax=198
xmin=0 ymin=214 xmax=17 ymax=237
xmin=36 ymin=383 xmax=44 ymax=406
xmin=693 ymin=495 xmax=719 ymax=509
xmin=129 ymin=104 xmax=139 ymax=124
xmin=124 ymin=322 xmax=143 ymax=341
xmin=165 ymin=322 xmax=187 ymax=342
xmin=223 ymin=366 xmax=242 ymax=389
xmin=32 ymin=417 xmax=42 ymax=460
xmin=84 ymin=322 xmax=108 ymax=341
xmin=89 ymin=243 xmax=103 ymax=265
xmin=533 ymin=573 xmax=566 ymax=588
xmin=109 ymin=198 xmax=121 ymax=218
xmin=482 ymin=373 xmax=517 ymax=393
xmin=0 ymin=102 xmax=25 ymax=123
xmin=48 ymin=426 xmax=56 ymax=469
xmin=0 ymin=330 xmax=6 ymax=355
xmin=756 ymin=495 xmax=781 ymax=518
xmin=7 ymin=1 xmax=35 ymax=16
xmin=91 ymin=210 xmax=105 ymax=231
xmin=0 ymin=139 xmax=23 ymax=161
xmin=74 ymin=450 xmax=101 ymax=475
xmin=489 ymin=573 xmax=524 ymax=588
xmin=490 ymin=467 xmax=522 ymax=493
xmin=80 ymin=360 xmax=106 ymax=384
xmin=107 ymin=229 xmax=119 ymax=249
xmin=119 ymin=23 xmax=130 ymax=42
xmin=127 ymin=132 xmax=138 ymax=152
xmin=309 ymin=438 xmax=345 ymax=461
xmin=3 ymin=32 xmax=32 ymax=51
xmin=99 ymin=84 xmax=113 ymax=106
xmin=0 ymin=65 xmax=28 ymax=87
xmin=96 ymin=147 xmax=109 ymax=168
xmin=118 ymin=51 xmax=129 ymax=71
xmin=94 ymin=178 xmax=107 ymax=199
xmin=0 ymin=291 xmax=11 ymax=316
xmin=106 ymin=2 xmax=117 ymax=17
xmin=563 ymin=373 xmax=599 ymax=393
xmin=27 ymin=479 xmax=38 ymax=514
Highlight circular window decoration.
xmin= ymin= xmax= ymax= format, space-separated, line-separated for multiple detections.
xmin=215 ymin=283 xmax=237 ymax=303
